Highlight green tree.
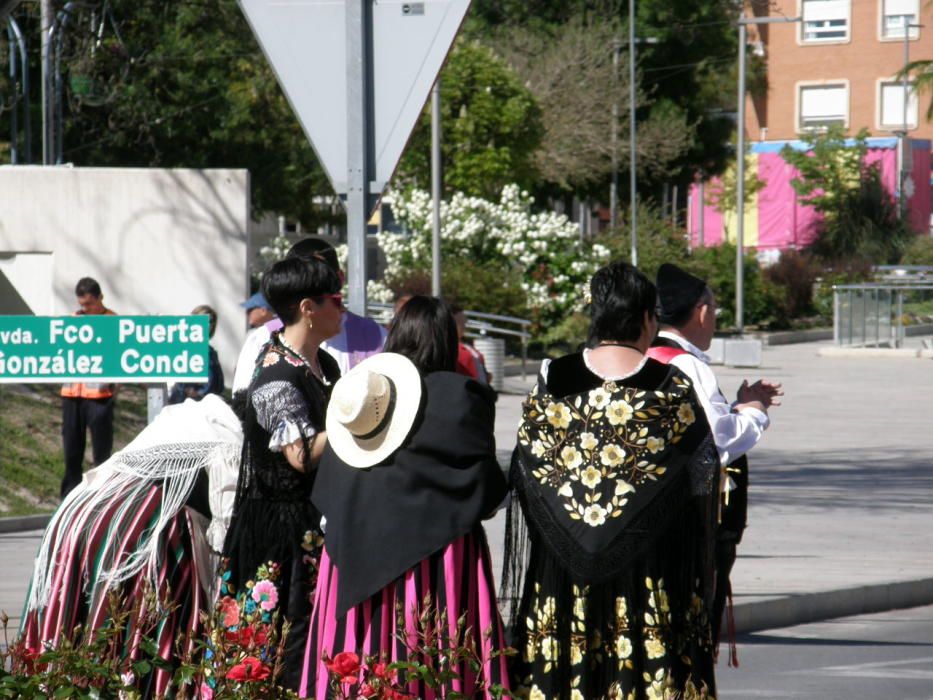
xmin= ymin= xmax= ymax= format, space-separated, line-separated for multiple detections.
xmin=394 ymin=41 xmax=543 ymax=198
xmin=780 ymin=126 xmax=912 ymax=263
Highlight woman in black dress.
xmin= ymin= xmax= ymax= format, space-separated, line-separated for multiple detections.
xmin=221 ymin=255 xmax=344 ymax=690
xmin=505 ymin=262 xmax=720 ymax=700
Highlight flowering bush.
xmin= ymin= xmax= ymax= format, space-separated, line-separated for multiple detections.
xmin=372 ymin=185 xmax=610 ymax=330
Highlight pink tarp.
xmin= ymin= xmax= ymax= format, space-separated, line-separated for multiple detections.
xmin=689 ymin=144 xmax=931 ymax=250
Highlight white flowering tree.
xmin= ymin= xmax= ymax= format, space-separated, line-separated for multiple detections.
xmin=371 ymin=184 xmax=610 ymax=329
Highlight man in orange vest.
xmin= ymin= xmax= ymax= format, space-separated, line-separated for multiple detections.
xmin=60 ymin=277 xmax=118 ymax=498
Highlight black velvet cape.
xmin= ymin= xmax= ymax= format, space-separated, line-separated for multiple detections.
xmin=312 ymin=370 xmax=508 ymax=618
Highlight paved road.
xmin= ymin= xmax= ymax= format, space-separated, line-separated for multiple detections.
xmin=719 ymin=604 xmax=933 ymax=700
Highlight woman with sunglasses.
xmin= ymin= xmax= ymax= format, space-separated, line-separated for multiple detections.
xmin=221 ymin=255 xmax=344 ymax=691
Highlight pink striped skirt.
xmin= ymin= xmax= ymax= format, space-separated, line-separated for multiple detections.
xmin=299 ymin=528 xmax=510 ymax=699
xmin=20 ymin=482 xmax=207 ymax=698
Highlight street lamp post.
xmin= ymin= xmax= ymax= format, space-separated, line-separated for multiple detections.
xmin=735 ymin=13 xmax=799 ymax=335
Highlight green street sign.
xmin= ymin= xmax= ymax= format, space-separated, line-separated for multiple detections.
xmin=0 ymin=316 xmax=210 ymax=383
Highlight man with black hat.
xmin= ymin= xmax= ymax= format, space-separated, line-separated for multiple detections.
xmin=648 ymin=263 xmax=782 ymax=655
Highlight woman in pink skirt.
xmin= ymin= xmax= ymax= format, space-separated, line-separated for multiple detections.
xmin=299 ymin=296 xmax=510 ymax=699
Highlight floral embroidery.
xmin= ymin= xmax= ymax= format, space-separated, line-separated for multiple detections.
xmin=518 ymin=376 xmax=698 ymax=527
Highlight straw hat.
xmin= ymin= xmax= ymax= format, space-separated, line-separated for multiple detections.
xmin=325 ymin=353 xmax=422 ymax=468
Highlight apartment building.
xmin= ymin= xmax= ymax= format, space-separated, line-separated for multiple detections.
xmin=688 ymin=0 xmax=932 ymax=250
xmin=746 ymin=0 xmax=932 ymax=142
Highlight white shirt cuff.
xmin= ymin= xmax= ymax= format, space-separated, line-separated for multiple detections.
xmin=737 ymin=405 xmax=770 ymax=430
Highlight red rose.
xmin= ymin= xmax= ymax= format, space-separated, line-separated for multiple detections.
xmin=360 ymin=683 xmax=378 ymax=698
xmin=372 ymin=662 xmax=396 ymax=681
xmin=325 ymin=651 xmax=361 ymax=682
xmin=227 ymin=656 xmax=271 ymax=682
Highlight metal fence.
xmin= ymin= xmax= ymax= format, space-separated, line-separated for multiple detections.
xmin=366 ymin=302 xmax=532 ymax=378
xmin=834 ymin=283 xmax=933 ymax=347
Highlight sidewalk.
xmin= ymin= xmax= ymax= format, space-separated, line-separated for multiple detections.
xmin=3 ymin=339 xmax=932 ymax=636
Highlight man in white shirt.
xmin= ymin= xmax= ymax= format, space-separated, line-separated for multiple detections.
xmin=232 ymin=239 xmax=387 ymax=394
xmin=648 ymin=263 xmax=782 ymax=649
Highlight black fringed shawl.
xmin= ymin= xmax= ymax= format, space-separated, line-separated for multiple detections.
xmin=502 ymin=353 xmax=720 ymax=622
xmin=312 ymin=371 xmax=508 ymax=619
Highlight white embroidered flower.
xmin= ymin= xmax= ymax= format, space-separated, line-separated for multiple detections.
xmin=546 ymin=402 xmax=572 ymax=429
xmin=588 ymin=387 xmax=611 ymax=409
xmin=560 ymin=445 xmax=583 ymax=470
xmin=615 ymin=636 xmax=633 ymax=659
xmin=540 ymin=636 xmax=559 ymax=660
xmin=677 ymin=403 xmax=696 ymax=425
xmin=580 ymin=465 xmax=602 ymax=488
xmin=571 ymin=688 xmax=585 ymax=700
xmin=615 ymin=596 xmax=628 ymax=620
xmin=645 ymin=636 xmax=666 ymax=660
xmin=646 ymin=436 xmax=665 ymax=453
xmin=558 ymin=482 xmax=574 ymax=498
xmin=579 ymin=431 xmax=598 ymax=451
xmin=600 ymin=444 xmax=625 ymax=467
xmin=583 ymin=503 xmax=608 ymax=527
xmin=570 ymin=644 xmax=584 ymax=666
xmin=614 ymin=479 xmax=635 ymax=496
xmin=531 ymin=440 xmax=547 ymax=458
xmin=607 ymin=399 xmax=634 ymax=426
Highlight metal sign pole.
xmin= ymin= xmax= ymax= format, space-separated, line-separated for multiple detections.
xmin=628 ymin=0 xmax=638 ymax=266
xmin=346 ymin=0 xmax=371 ymax=316
xmin=431 ymin=79 xmax=442 ymax=297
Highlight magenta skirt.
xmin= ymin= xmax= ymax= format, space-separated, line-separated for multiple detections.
xmin=300 ymin=528 xmax=510 ymax=699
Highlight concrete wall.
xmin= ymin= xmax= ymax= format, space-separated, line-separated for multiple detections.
xmin=0 ymin=167 xmax=250 ymax=382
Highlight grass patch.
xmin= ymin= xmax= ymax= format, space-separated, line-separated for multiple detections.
xmin=0 ymin=385 xmax=148 ymax=517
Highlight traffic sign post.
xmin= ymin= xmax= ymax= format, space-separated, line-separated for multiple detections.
xmin=238 ymin=0 xmax=472 ymax=313
xmin=0 ymin=316 xmax=209 ymax=383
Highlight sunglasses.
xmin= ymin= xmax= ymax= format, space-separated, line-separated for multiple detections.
xmin=316 ymin=293 xmax=344 ymax=309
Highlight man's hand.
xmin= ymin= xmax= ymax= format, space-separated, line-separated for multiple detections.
xmin=736 ymin=379 xmax=783 ymax=408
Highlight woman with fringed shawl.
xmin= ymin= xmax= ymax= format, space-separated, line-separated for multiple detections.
xmin=503 ymin=262 xmax=721 ymax=700
xmin=20 ymin=394 xmax=243 ymax=698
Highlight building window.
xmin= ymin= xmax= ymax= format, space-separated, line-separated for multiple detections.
xmin=881 ymin=0 xmax=920 ymax=39
xmin=799 ymin=83 xmax=848 ymax=130
xmin=879 ymin=81 xmax=918 ymax=129
xmin=801 ymin=0 xmax=850 ymax=42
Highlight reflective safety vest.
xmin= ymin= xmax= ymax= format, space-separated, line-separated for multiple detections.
xmin=61 ymin=308 xmax=117 ymax=399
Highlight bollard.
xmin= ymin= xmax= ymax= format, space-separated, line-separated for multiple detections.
xmin=474 ymin=337 xmax=505 ymax=392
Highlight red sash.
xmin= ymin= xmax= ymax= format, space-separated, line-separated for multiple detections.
xmin=645 ymin=345 xmax=688 ymax=364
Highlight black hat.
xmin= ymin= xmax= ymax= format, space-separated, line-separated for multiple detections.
xmin=656 ymin=264 xmax=706 ymax=325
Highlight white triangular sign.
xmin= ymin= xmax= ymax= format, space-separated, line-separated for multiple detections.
xmin=239 ymin=0 xmax=471 ymax=196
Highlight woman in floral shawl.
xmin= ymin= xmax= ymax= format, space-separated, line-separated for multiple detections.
xmin=504 ymin=262 xmax=720 ymax=700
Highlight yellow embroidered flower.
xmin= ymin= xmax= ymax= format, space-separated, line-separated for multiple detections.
xmin=644 ymin=636 xmax=666 ymax=659
xmin=540 ymin=636 xmax=559 ymax=661
xmin=570 ymin=643 xmax=584 ymax=665
xmin=581 ymin=465 xmax=602 ymax=488
xmin=614 ymin=479 xmax=635 ymax=496
xmin=588 ymin=387 xmax=611 ymax=409
xmin=546 ymin=402 xmax=572 ymax=429
xmin=677 ymin=402 xmax=696 ymax=425
xmin=529 ymin=685 xmax=546 ymax=700
xmin=615 ymin=635 xmax=633 ymax=659
xmin=607 ymin=399 xmax=634 ymax=426
xmin=646 ymin=436 xmax=665 ymax=453
xmin=579 ymin=431 xmax=598 ymax=451
xmin=560 ymin=445 xmax=583 ymax=470
xmin=583 ymin=503 xmax=608 ymax=527
xmin=600 ymin=444 xmax=625 ymax=467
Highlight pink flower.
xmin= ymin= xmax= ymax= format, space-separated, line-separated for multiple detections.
xmin=251 ymin=580 xmax=279 ymax=612
xmin=219 ymin=596 xmax=240 ymax=628
xmin=199 ymin=682 xmax=214 ymax=699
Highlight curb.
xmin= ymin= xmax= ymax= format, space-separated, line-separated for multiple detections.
xmin=733 ymin=577 xmax=933 ymax=634
xmin=0 ymin=514 xmax=51 ymax=534
xmin=817 ymin=346 xmax=920 ymax=358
